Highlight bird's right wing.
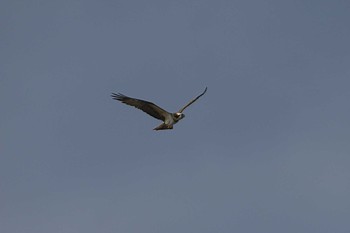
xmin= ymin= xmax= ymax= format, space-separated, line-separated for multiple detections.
xmin=111 ymin=93 xmax=170 ymax=121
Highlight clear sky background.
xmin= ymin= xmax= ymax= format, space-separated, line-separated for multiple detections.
xmin=1 ymin=0 xmax=350 ymax=232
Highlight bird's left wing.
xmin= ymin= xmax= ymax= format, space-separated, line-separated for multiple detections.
xmin=177 ymin=87 xmax=207 ymax=113
xmin=111 ymin=93 xmax=170 ymax=121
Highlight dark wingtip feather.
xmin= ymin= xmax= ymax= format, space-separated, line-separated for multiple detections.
xmin=111 ymin=93 xmax=126 ymax=101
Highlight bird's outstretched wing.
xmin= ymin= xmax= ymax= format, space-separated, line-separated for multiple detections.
xmin=111 ymin=93 xmax=170 ymax=121
xmin=178 ymin=87 xmax=207 ymax=113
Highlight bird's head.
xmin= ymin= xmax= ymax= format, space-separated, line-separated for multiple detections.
xmin=173 ymin=112 xmax=185 ymax=121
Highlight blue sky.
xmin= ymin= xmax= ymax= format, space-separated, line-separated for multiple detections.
xmin=1 ymin=0 xmax=350 ymax=232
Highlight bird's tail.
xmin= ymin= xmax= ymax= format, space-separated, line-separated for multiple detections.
xmin=153 ymin=123 xmax=173 ymax=130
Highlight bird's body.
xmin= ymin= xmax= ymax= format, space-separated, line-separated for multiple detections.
xmin=111 ymin=87 xmax=207 ymax=130
xmin=153 ymin=112 xmax=184 ymax=130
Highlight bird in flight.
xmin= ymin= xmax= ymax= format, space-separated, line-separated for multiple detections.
xmin=111 ymin=87 xmax=207 ymax=130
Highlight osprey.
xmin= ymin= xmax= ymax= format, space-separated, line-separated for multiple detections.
xmin=111 ymin=87 xmax=207 ymax=130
